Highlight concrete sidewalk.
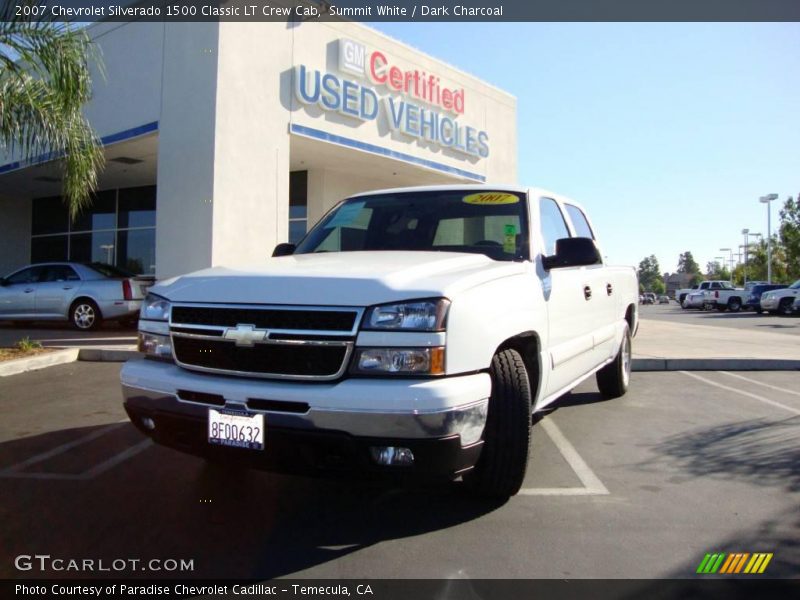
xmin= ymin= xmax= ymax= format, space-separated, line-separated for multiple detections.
xmin=632 ymin=318 xmax=800 ymax=371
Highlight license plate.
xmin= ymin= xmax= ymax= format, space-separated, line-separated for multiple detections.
xmin=208 ymin=409 xmax=264 ymax=450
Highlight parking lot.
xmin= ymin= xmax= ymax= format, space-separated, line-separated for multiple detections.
xmin=1 ymin=361 xmax=797 ymax=579
xmin=639 ymin=302 xmax=800 ymax=335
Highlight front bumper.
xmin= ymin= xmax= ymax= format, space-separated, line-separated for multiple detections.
xmin=760 ymin=297 xmax=779 ymax=310
xmin=121 ymin=359 xmax=490 ymax=481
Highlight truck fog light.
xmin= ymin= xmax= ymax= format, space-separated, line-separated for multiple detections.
xmin=138 ymin=332 xmax=172 ymax=359
xmin=370 ymin=446 xmax=415 ymax=466
xmin=353 ymin=347 xmax=444 ymax=375
xmin=141 ymin=417 xmax=156 ymax=431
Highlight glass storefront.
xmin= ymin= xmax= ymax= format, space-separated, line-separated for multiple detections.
xmin=289 ymin=170 xmax=308 ymax=244
xmin=30 ymin=185 xmax=156 ymax=275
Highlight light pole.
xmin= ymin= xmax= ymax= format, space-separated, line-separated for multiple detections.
xmin=759 ymin=194 xmax=778 ymax=283
xmin=741 ymin=228 xmax=749 ymax=287
xmin=719 ymin=247 xmax=733 ymax=284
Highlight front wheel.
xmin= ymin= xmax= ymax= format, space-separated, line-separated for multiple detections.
xmin=70 ymin=299 xmax=102 ymax=331
xmin=463 ymin=349 xmax=532 ymax=498
xmin=596 ymin=323 xmax=632 ymax=399
xmin=779 ymin=298 xmax=794 ymax=316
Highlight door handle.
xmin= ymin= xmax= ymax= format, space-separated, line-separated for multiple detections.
xmin=62 ymin=286 xmax=73 ymax=290
xmin=24 ymin=288 xmax=34 ymax=293
xmin=606 ymin=283 xmax=613 ymax=296
xmin=584 ymin=285 xmax=592 ymax=300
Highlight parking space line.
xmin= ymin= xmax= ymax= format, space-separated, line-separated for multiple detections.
xmin=680 ymin=371 xmax=800 ymax=416
xmin=1 ymin=423 xmax=125 ymax=474
xmin=519 ymin=417 xmax=609 ymax=496
xmin=80 ymin=439 xmax=152 ymax=478
xmin=718 ymin=371 xmax=800 ymax=398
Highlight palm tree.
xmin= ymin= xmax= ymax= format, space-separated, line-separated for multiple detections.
xmin=0 ymin=10 xmax=104 ymax=218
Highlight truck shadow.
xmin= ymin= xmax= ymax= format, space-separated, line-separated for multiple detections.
xmin=0 ymin=424 xmax=505 ymax=579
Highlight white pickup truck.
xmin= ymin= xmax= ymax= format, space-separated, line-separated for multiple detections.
xmin=675 ymin=280 xmax=732 ymax=306
xmin=121 ymin=185 xmax=638 ymax=498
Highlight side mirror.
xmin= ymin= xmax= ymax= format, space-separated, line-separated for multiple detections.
xmin=272 ymin=243 xmax=296 ymax=257
xmin=542 ymin=237 xmax=602 ymax=270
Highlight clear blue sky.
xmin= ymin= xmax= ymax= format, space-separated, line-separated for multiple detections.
xmin=371 ymin=22 xmax=800 ymax=273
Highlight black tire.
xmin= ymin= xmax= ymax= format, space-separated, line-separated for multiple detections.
xmin=70 ymin=299 xmax=102 ymax=331
xmin=596 ymin=323 xmax=632 ymax=399
xmin=755 ymin=309 xmax=764 ymax=314
xmin=463 ymin=349 xmax=532 ymax=498
xmin=728 ymin=298 xmax=742 ymax=312
xmin=679 ymin=294 xmax=687 ymax=305
xmin=778 ymin=298 xmax=794 ymax=316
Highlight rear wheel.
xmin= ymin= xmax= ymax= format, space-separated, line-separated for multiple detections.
xmin=778 ymin=298 xmax=794 ymax=316
xmin=596 ymin=323 xmax=632 ymax=399
xmin=728 ymin=298 xmax=742 ymax=312
xmin=463 ymin=349 xmax=532 ymax=498
xmin=70 ymin=299 xmax=102 ymax=331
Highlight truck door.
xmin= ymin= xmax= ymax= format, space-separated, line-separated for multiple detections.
xmin=538 ymin=197 xmax=598 ymax=397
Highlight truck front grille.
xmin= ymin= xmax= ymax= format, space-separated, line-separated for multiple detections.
xmin=169 ymin=303 xmax=361 ymax=381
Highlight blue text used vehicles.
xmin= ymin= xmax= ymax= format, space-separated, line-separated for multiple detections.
xmin=121 ymin=185 xmax=639 ymax=498
xmin=0 ymin=262 xmax=152 ymax=330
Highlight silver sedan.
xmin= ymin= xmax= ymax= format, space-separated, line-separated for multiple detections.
xmin=0 ymin=262 xmax=154 ymax=330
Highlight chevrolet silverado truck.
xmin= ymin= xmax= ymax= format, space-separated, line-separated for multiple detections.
xmin=121 ymin=185 xmax=639 ymax=498
xmin=675 ymin=280 xmax=731 ymax=307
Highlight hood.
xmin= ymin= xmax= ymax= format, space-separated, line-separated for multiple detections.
xmin=153 ymin=251 xmax=525 ymax=306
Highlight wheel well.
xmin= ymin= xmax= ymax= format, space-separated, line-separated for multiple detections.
xmin=496 ymin=332 xmax=541 ymax=403
xmin=625 ymin=304 xmax=635 ymax=333
xmin=70 ymin=296 xmax=102 ymax=318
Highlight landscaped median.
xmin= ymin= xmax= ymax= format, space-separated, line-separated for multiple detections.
xmin=0 ymin=337 xmax=80 ymax=377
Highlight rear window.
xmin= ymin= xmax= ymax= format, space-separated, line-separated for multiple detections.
xmin=564 ymin=204 xmax=594 ymax=239
xmin=295 ymin=190 xmax=530 ymax=261
xmin=86 ymin=262 xmax=135 ymax=278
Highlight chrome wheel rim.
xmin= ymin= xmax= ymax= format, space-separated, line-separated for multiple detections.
xmin=74 ymin=304 xmax=95 ymax=329
xmin=621 ymin=333 xmax=631 ymax=387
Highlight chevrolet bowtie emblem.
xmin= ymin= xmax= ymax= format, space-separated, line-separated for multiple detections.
xmin=223 ymin=324 xmax=268 ymax=347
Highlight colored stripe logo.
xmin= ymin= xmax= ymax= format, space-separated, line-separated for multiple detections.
xmin=696 ymin=552 xmax=773 ymax=574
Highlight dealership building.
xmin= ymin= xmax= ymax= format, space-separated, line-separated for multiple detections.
xmin=0 ymin=17 xmax=517 ymax=279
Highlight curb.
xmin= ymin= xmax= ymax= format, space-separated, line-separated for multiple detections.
xmin=78 ymin=348 xmax=139 ymax=362
xmin=632 ymin=358 xmax=800 ymax=371
xmin=0 ymin=348 xmax=80 ymax=377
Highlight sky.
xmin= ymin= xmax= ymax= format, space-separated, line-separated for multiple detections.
xmin=371 ymin=22 xmax=800 ymax=273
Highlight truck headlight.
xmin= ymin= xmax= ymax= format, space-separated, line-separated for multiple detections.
xmin=363 ymin=299 xmax=449 ymax=331
xmin=140 ymin=293 xmax=171 ymax=321
xmin=138 ymin=293 xmax=172 ymax=359
xmin=351 ymin=347 xmax=445 ymax=375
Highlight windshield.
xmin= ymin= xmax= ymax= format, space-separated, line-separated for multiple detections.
xmin=790 ymin=280 xmax=800 ymax=289
xmin=720 ymin=282 xmax=735 ymax=289
xmin=294 ymin=190 xmax=530 ymax=262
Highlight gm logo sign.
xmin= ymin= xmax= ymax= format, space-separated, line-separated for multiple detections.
xmin=339 ymin=39 xmax=366 ymax=77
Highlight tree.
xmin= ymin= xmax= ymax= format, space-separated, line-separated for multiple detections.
xmin=637 ymin=255 xmax=662 ymax=291
xmin=677 ymin=251 xmax=701 ymax=275
xmin=651 ymin=279 xmax=666 ymax=295
xmin=779 ymin=194 xmax=800 ymax=280
xmin=0 ymin=11 xmax=104 ymax=217
xmin=705 ymin=261 xmax=730 ymax=281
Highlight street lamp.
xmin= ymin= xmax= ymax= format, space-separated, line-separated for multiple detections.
xmin=741 ymin=228 xmax=749 ymax=287
xmin=719 ymin=247 xmax=733 ymax=284
xmin=759 ymin=194 xmax=778 ymax=283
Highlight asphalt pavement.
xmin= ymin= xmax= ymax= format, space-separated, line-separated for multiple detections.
xmin=1 ymin=362 xmax=797 ymax=579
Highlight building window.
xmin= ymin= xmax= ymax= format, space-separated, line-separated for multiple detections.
xmin=289 ymin=170 xmax=308 ymax=244
xmin=30 ymin=185 xmax=157 ymax=275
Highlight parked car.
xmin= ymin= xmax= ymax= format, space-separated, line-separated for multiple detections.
xmin=760 ymin=280 xmax=800 ymax=315
xmin=675 ymin=280 xmax=732 ymax=306
xmin=744 ymin=283 xmax=788 ymax=313
xmin=642 ymin=293 xmax=656 ymax=304
xmin=122 ymin=184 xmax=639 ymax=499
xmin=682 ymin=290 xmax=706 ymax=309
xmin=658 ymin=295 xmax=670 ymax=304
xmin=0 ymin=262 xmax=154 ymax=330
